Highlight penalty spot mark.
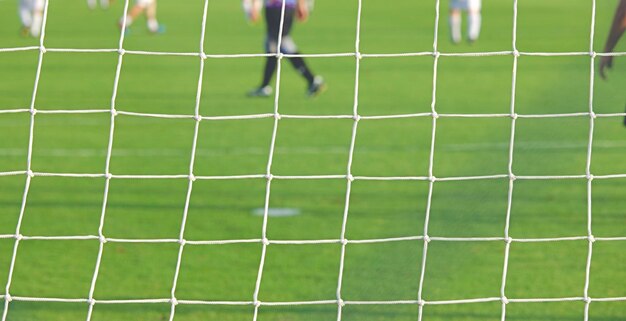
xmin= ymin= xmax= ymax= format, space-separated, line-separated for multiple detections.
xmin=252 ymin=208 xmax=301 ymax=217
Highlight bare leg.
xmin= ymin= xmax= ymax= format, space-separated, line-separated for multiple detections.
xmin=121 ymin=5 xmax=144 ymax=28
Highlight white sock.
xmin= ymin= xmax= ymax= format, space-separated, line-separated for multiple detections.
xmin=449 ymin=13 xmax=462 ymax=44
xmin=147 ymin=18 xmax=159 ymax=32
xmin=19 ymin=7 xmax=33 ymax=28
xmin=30 ymin=11 xmax=43 ymax=37
xmin=87 ymin=0 xmax=96 ymax=9
xmin=122 ymin=15 xmax=133 ymax=27
xmin=468 ymin=12 xmax=481 ymax=41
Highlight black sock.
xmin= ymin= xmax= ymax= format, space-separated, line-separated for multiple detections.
xmin=288 ymin=54 xmax=315 ymax=85
xmin=261 ymin=57 xmax=278 ymax=88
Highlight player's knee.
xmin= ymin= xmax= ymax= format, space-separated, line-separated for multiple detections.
xmin=280 ymin=37 xmax=298 ymax=54
xmin=265 ymin=40 xmax=279 ymax=54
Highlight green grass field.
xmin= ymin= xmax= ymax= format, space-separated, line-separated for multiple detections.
xmin=1 ymin=0 xmax=625 ymax=320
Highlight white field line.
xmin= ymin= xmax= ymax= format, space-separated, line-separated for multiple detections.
xmin=0 ymin=140 xmax=624 ymax=158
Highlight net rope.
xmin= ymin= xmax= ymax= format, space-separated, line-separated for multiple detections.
xmin=1 ymin=1 xmax=625 ymax=321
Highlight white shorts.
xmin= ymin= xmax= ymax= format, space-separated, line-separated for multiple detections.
xmin=450 ymin=0 xmax=481 ymax=11
xmin=135 ymin=0 xmax=155 ymax=7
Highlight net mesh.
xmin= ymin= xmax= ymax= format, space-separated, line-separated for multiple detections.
xmin=1 ymin=1 xmax=625 ymax=321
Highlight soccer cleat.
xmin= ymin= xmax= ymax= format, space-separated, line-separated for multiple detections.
xmin=247 ymin=86 xmax=273 ymax=97
xmin=19 ymin=27 xmax=31 ymax=38
xmin=307 ymin=76 xmax=326 ymax=97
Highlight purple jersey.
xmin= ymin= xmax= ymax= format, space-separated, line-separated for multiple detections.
xmin=265 ymin=0 xmax=296 ymax=9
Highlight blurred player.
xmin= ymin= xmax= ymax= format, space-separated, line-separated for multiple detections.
xmin=119 ymin=0 xmax=164 ymax=34
xmin=599 ymin=0 xmax=626 ymax=126
xmin=18 ymin=0 xmax=44 ymax=38
xmin=244 ymin=0 xmax=325 ymax=98
xmin=87 ymin=0 xmax=109 ymax=10
xmin=449 ymin=0 xmax=481 ymax=44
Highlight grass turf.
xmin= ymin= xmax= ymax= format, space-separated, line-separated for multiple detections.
xmin=0 ymin=0 xmax=625 ymax=320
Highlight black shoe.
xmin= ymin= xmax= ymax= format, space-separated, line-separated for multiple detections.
xmin=307 ymin=76 xmax=326 ymax=98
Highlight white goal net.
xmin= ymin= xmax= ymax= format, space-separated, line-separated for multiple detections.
xmin=1 ymin=1 xmax=625 ymax=321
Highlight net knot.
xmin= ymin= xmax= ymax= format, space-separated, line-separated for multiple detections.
xmin=262 ymin=238 xmax=270 ymax=246
xmin=347 ymin=174 xmax=355 ymax=182
xmin=428 ymin=176 xmax=437 ymax=183
xmin=423 ymin=235 xmax=431 ymax=243
xmin=179 ymin=239 xmax=187 ymax=246
xmin=505 ymin=237 xmax=513 ymax=244
xmin=105 ymin=173 xmax=113 ymax=180
xmin=356 ymin=52 xmax=362 ymax=60
xmin=431 ymin=112 xmax=439 ymax=119
xmin=274 ymin=113 xmax=282 ymax=120
xmin=589 ymin=112 xmax=597 ymax=119
xmin=501 ymin=296 xmax=509 ymax=304
xmin=194 ymin=115 xmax=202 ymax=122
xmin=276 ymin=53 xmax=284 ymax=60
xmin=418 ymin=299 xmax=426 ymax=307
xmin=15 ymin=234 xmax=23 ymax=241
xmin=341 ymin=238 xmax=349 ymax=246
xmin=590 ymin=51 xmax=597 ymax=58
xmin=265 ymin=174 xmax=273 ymax=181
xmin=118 ymin=48 xmax=126 ymax=56
xmin=584 ymin=297 xmax=592 ymax=304
xmin=189 ymin=174 xmax=196 ymax=182
xmin=31 ymin=109 xmax=37 ymax=115
xmin=200 ymin=52 xmax=207 ymax=60
xmin=27 ymin=170 xmax=35 ymax=178
xmin=88 ymin=298 xmax=96 ymax=306
xmin=586 ymin=174 xmax=594 ymax=181
xmin=171 ymin=297 xmax=179 ymax=306
xmin=4 ymin=294 xmax=12 ymax=302
xmin=353 ymin=115 xmax=361 ymax=122
xmin=338 ymin=298 xmax=346 ymax=307
xmin=510 ymin=113 xmax=518 ymax=120
xmin=432 ymin=51 xmax=440 ymax=58
xmin=111 ymin=109 xmax=118 ymax=117
xmin=254 ymin=300 xmax=262 ymax=308
xmin=513 ymin=50 xmax=520 ymax=57
xmin=99 ymin=235 xmax=107 ymax=244
xmin=588 ymin=235 xmax=596 ymax=243
xmin=509 ymin=173 xmax=516 ymax=181
xmin=40 ymin=46 xmax=47 ymax=54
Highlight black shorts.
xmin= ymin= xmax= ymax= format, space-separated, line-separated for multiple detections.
xmin=265 ymin=7 xmax=295 ymax=43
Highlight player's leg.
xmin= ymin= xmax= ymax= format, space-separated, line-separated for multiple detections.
xmin=249 ymin=6 xmax=282 ymax=97
xmin=121 ymin=1 xmax=147 ymax=29
xmin=281 ymin=8 xmax=324 ymax=96
xmin=18 ymin=0 xmax=33 ymax=36
xmin=30 ymin=0 xmax=45 ymax=37
xmin=467 ymin=0 xmax=482 ymax=43
xmin=449 ymin=0 xmax=463 ymax=44
xmin=145 ymin=0 xmax=163 ymax=33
